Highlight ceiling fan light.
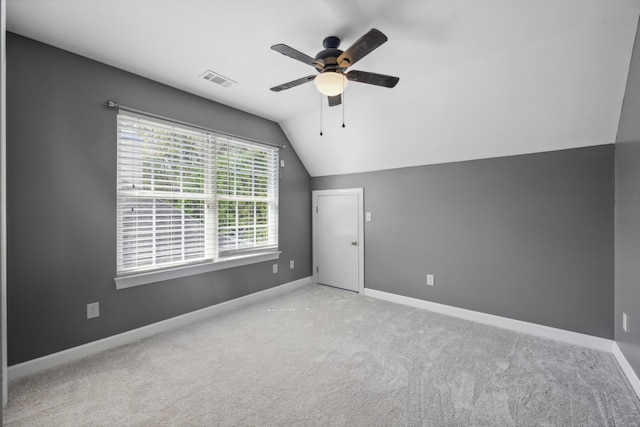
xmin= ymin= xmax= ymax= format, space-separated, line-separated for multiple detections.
xmin=314 ymin=72 xmax=348 ymax=96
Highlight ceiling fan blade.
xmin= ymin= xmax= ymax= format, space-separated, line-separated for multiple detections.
xmin=346 ymin=70 xmax=399 ymax=88
xmin=337 ymin=28 xmax=388 ymax=68
xmin=270 ymin=75 xmax=316 ymax=92
xmin=271 ymin=44 xmax=324 ymax=68
xmin=328 ymin=94 xmax=342 ymax=107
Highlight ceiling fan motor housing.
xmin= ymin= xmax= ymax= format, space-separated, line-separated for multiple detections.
xmin=316 ymin=36 xmax=343 ymax=72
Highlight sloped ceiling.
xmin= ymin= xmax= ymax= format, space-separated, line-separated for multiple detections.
xmin=6 ymin=0 xmax=640 ymax=176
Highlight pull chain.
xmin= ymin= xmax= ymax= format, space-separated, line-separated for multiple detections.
xmin=320 ymin=93 xmax=323 ymax=136
xmin=342 ymin=89 xmax=346 ymax=128
xmin=342 ymin=83 xmax=346 ymax=128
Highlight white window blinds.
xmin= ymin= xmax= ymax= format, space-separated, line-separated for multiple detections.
xmin=117 ymin=113 xmax=278 ymax=276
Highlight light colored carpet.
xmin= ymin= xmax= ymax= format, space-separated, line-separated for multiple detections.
xmin=4 ymin=284 xmax=640 ymax=426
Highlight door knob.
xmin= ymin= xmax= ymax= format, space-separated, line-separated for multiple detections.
xmin=351 ymin=240 xmax=358 ymax=246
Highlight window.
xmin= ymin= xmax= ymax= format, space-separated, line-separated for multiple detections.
xmin=116 ymin=113 xmax=278 ymax=281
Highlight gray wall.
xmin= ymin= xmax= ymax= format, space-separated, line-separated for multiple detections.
xmin=313 ymin=145 xmax=615 ymax=338
xmin=615 ymin=18 xmax=640 ymax=377
xmin=6 ymin=33 xmax=312 ymax=365
xmin=1 ymin=0 xmax=5 ymax=417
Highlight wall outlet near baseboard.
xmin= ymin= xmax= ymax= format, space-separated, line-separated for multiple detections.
xmin=273 ymin=264 xmax=278 ymax=274
xmin=87 ymin=302 xmax=100 ymax=319
xmin=290 ymin=260 xmax=294 ymax=269
xmin=426 ymin=274 xmax=435 ymax=286
xmin=623 ymin=312 xmax=628 ymax=332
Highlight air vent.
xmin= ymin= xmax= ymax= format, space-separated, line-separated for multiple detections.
xmin=200 ymin=70 xmax=237 ymax=88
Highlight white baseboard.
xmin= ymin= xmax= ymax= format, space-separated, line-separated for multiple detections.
xmin=363 ymin=288 xmax=613 ymax=352
xmin=9 ymin=280 xmax=640 ymax=403
xmin=8 ymin=276 xmax=313 ymax=382
xmin=613 ymin=342 xmax=640 ymax=400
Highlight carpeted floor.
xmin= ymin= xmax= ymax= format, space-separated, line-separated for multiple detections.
xmin=4 ymin=284 xmax=640 ymax=426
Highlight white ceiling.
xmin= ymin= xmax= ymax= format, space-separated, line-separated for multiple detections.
xmin=6 ymin=0 xmax=640 ymax=176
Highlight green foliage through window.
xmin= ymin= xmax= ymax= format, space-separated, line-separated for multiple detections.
xmin=117 ymin=114 xmax=278 ymax=275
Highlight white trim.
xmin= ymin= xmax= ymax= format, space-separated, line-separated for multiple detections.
xmin=613 ymin=342 xmax=640 ymax=400
xmin=114 ymin=251 xmax=281 ymax=289
xmin=312 ymin=188 xmax=365 ymax=294
xmin=363 ymin=288 xmax=613 ymax=352
xmin=1 ymin=0 xmax=7 ymax=407
xmin=8 ymin=276 xmax=312 ymax=382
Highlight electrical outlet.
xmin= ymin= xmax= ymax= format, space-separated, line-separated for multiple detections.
xmin=623 ymin=312 xmax=629 ymax=332
xmin=366 ymin=212 xmax=372 ymax=222
xmin=273 ymin=263 xmax=278 ymax=274
xmin=290 ymin=260 xmax=295 ymax=269
xmin=427 ymin=274 xmax=435 ymax=286
xmin=87 ymin=302 xmax=100 ymax=319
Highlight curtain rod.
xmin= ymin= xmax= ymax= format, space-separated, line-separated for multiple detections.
xmin=106 ymin=100 xmax=285 ymax=149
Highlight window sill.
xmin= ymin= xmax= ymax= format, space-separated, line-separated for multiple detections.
xmin=114 ymin=251 xmax=281 ymax=290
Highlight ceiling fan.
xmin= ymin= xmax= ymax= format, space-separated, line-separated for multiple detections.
xmin=270 ymin=28 xmax=399 ymax=107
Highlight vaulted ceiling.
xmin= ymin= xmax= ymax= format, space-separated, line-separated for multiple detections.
xmin=7 ymin=0 xmax=640 ymax=176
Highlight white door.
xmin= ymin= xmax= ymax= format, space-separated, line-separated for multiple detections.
xmin=313 ymin=189 xmax=363 ymax=293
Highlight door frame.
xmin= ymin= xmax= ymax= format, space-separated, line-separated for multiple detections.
xmin=312 ymin=188 xmax=364 ymax=294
